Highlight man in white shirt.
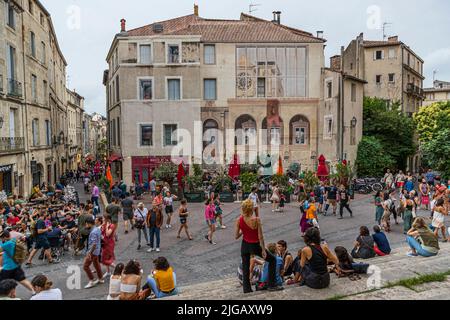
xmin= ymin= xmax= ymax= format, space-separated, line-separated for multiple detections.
xmin=133 ymin=203 xmax=149 ymax=250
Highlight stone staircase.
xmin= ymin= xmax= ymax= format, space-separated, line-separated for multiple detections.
xmin=164 ymin=243 xmax=450 ymax=300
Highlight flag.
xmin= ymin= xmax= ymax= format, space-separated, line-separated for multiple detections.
xmin=106 ymin=165 xmax=113 ymax=190
xmin=177 ymin=162 xmax=186 ymax=188
xmin=277 ymin=156 xmax=283 ymax=176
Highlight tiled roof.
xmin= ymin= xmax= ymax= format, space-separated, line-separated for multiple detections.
xmin=126 ymin=13 xmax=325 ymax=43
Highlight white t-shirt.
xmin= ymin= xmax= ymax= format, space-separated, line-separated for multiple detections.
xmin=30 ymin=288 xmax=63 ymax=300
xmin=134 ymin=208 xmax=148 ymax=221
xmin=248 ymin=193 xmax=259 ymax=208
xmin=164 ymin=196 xmax=174 ymax=206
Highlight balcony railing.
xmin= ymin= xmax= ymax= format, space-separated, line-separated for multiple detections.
xmin=406 ymin=83 xmax=424 ymax=98
xmin=7 ymin=78 xmax=23 ymax=98
xmin=0 ymin=137 xmax=25 ymax=153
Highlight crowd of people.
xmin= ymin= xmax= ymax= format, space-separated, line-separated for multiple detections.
xmin=0 ymin=164 xmax=449 ymax=299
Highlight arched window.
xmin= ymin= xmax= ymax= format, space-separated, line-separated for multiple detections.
xmin=203 ymin=119 xmax=219 ymax=149
xmin=262 ymin=117 xmax=284 ymax=146
xmin=235 ymin=115 xmax=256 ymax=146
xmin=290 ymin=115 xmax=310 ymax=145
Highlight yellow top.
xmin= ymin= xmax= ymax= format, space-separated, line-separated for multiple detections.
xmin=153 ymin=267 xmax=175 ymax=293
xmin=306 ymin=204 xmax=317 ymax=220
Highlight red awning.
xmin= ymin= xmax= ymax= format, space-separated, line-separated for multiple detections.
xmin=108 ymin=154 xmax=122 ymax=162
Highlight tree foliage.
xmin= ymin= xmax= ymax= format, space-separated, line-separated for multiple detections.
xmin=414 ymin=102 xmax=450 ymax=179
xmin=362 ymin=97 xmax=416 ymax=170
xmin=356 ymin=136 xmax=395 ymax=177
xmin=152 ymin=162 xmax=178 ymax=184
xmin=414 ymin=101 xmax=450 ymax=143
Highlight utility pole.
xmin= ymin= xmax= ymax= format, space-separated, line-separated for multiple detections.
xmin=249 ymin=3 xmax=261 ymax=14
xmin=382 ymin=22 xmax=392 ymax=41
xmin=433 ymin=70 xmax=438 ymax=83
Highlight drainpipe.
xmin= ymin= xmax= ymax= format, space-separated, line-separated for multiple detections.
xmin=339 ymin=46 xmax=345 ymax=161
xmin=21 ymin=10 xmax=31 ymax=195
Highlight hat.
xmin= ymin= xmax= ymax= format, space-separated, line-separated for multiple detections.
xmin=303 ymin=201 xmax=310 ymax=210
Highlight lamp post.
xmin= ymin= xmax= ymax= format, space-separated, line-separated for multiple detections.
xmin=350 ymin=117 xmax=357 ymax=128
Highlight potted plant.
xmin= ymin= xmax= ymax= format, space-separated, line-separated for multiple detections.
xmin=239 ymin=172 xmax=258 ymax=200
xmin=303 ymin=170 xmax=320 ymax=195
xmin=212 ymin=170 xmax=234 ymax=203
xmin=330 ymin=163 xmax=356 ymax=199
xmin=183 ymin=164 xmax=204 ymax=203
xmin=152 ymin=162 xmax=178 ymax=186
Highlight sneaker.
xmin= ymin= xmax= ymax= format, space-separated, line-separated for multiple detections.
xmin=168 ymin=225 xmax=172 ymax=229
xmin=125 ymin=230 xmax=129 ymax=234
xmin=221 ymin=225 xmax=227 ymax=229
xmin=156 ymin=248 xmax=160 ymax=252
xmin=49 ymin=259 xmax=60 ymax=264
xmin=204 ymin=235 xmax=209 ymax=241
xmin=98 ymin=278 xmax=105 ymax=284
xmin=84 ymin=280 xmax=98 ymax=289
xmin=407 ymin=252 xmax=418 ymax=257
xmin=165 ymin=225 xmax=169 ymax=229
xmin=147 ymin=248 xmax=154 ymax=253
xmin=338 ymin=217 xmax=343 ymax=220
xmin=267 ymin=286 xmax=284 ymax=292
xmin=210 ymin=241 xmax=217 ymax=245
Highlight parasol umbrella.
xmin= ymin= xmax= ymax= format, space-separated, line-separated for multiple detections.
xmin=177 ymin=162 xmax=186 ymax=188
xmin=106 ymin=165 xmax=113 ymax=190
xmin=317 ymin=155 xmax=329 ymax=182
xmin=276 ymin=156 xmax=283 ymax=176
xmin=228 ymin=154 xmax=241 ymax=179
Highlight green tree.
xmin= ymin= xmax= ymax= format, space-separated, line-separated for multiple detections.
xmin=362 ymin=97 xmax=416 ymax=170
xmin=152 ymin=163 xmax=178 ymax=184
xmin=414 ymin=101 xmax=450 ymax=143
xmin=356 ymin=136 xmax=395 ymax=177
xmin=421 ymin=129 xmax=450 ymax=179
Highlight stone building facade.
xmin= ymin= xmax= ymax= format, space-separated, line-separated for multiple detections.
xmin=105 ymin=8 xmax=364 ymax=185
xmin=424 ymin=80 xmax=450 ymax=105
xmin=0 ymin=0 xmax=85 ymax=197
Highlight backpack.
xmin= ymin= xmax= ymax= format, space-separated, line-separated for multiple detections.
xmin=13 ymin=240 xmax=28 ymax=265
xmin=4 ymin=239 xmax=28 ymax=265
xmin=30 ymin=219 xmax=38 ymax=238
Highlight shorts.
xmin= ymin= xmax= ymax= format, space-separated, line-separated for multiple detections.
xmin=327 ymin=199 xmax=337 ymax=206
xmin=123 ymin=211 xmax=133 ymax=221
xmin=180 ymin=218 xmax=187 ymax=225
xmin=206 ymin=219 xmax=216 ymax=226
xmin=0 ymin=267 xmax=26 ymax=282
xmin=35 ymin=237 xmax=50 ymax=250
xmin=215 ymin=209 xmax=223 ymax=216
xmin=165 ymin=205 xmax=174 ymax=214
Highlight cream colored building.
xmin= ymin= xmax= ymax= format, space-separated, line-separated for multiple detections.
xmin=105 ymin=8 xmax=364 ymax=185
xmin=0 ymin=0 xmax=81 ymax=196
xmin=342 ymin=33 xmax=425 ymax=172
xmin=424 ymin=80 xmax=450 ymax=105
xmin=0 ymin=0 xmax=27 ymax=196
xmin=66 ymin=89 xmax=84 ymax=170
xmin=343 ymin=33 xmax=425 ymax=116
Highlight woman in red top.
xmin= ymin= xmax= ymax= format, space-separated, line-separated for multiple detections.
xmin=101 ymin=215 xmax=116 ymax=277
xmin=235 ymin=199 xmax=283 ymax=293
xmin=204 ymin=199 xmax=217 ymax=245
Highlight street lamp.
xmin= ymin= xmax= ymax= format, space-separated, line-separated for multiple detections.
xmin=350 ymin=117 xmax=357 ymax=128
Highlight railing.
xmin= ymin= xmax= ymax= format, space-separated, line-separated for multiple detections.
xmin=0 ymin=137 xmax=25 ymax=153
xmin=7 ymin=78 xmax=23 ymax=98
xmin=406 ymin=83 xmax=424 ymax=98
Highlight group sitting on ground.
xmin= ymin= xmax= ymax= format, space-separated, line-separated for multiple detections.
xmin=236 ymin=199 xmax=443 ymax=293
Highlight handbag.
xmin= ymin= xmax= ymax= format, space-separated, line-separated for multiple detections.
xmin=134 ymin=209 xmax=145 ymax=229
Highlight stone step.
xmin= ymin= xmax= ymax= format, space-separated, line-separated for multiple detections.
xmin=164 ymin=243 xmax=450 ymax=300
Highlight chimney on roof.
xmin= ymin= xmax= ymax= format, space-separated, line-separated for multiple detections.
xmin=388 ymin=35 xmax=398 ymax=42
xmin=120 ymin=19 xmax=126 ymax=33
xmin=330 ymin=55 xmax=341 ymax=72
xmin=272 ymin=11 xmax=281 ymax=24
xmin=194 ymin=4 xmax=199 ymax=16
xmin=316 ymin=31 xmax=324 ymax=39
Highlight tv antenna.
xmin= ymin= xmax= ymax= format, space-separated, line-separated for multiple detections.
xmin=249 ymin=3 xmax=261 ymax=14
xmin=433 ymin=70 xmax=438 ymax=83
xmin=382 ymin=22 xmax=392 ymax=41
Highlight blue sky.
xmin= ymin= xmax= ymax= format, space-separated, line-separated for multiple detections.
xmin=41 ymin=0 xmax=450 ymax=115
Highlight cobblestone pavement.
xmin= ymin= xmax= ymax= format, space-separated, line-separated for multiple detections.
xmin=16 ymin=184 xmax=431 ymax=300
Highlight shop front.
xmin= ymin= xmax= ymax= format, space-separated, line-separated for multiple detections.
xmin=0 ymin=164 xmax=13 ymax=195
xmin=131 ymin=156 xmax=188 ymax=185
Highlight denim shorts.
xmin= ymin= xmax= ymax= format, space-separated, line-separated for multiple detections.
xmin=206 ymin=219 xmax=216 ymax=226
